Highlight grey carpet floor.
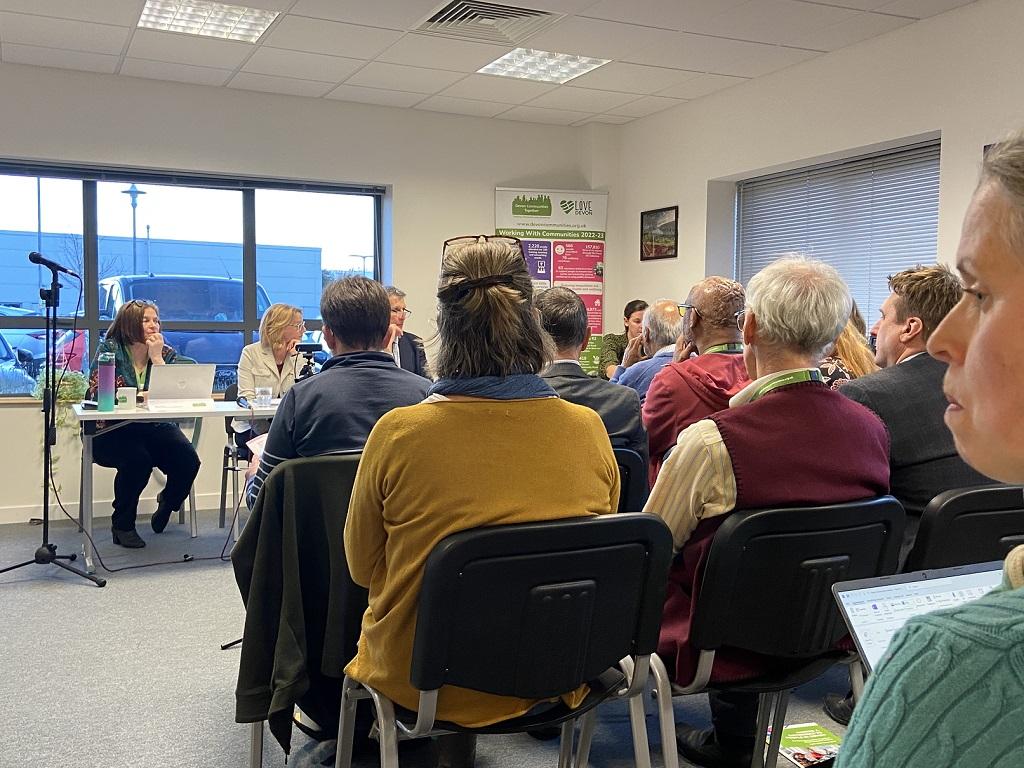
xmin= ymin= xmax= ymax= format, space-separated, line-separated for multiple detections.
xmin=0 ymin=511 xmax=849 ymax=768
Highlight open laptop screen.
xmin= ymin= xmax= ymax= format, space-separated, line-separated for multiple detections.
xmin=833 ymin=561 xmax=1003 ymax=672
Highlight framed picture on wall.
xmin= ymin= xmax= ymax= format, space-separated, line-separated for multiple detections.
xmin=640 ymin=206 xmax=678 ymax=261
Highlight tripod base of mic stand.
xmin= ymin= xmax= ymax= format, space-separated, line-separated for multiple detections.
xmin=0 ymin=543 xmax=106 ymax=587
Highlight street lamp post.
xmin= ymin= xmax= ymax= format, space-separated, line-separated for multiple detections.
xmin=121 ymin=184 xmax=146 ymax=274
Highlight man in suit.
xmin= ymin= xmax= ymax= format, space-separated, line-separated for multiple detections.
xmin=536 ymin=286 xmax=648 ymax=467
xmin=385 ymin=285 xmax=429 ymax=379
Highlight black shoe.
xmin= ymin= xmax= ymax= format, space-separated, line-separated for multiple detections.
xmin=111 ymin=527 xmax=146 ymax=548
xmin=526 ymin=726 xmax=562 ymax=741
xmin=151 ymin=498 xmax=173 ymax=534
xmin=676 ymin=724 xmax=753 ymax=768
xmin=823 ymin=691 xmax=855 ymax=726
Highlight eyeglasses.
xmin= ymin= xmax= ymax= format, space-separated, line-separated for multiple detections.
xmin=390 ymin=307 xmax=413 ymax=317
xmin=128 ymin=299 xmax=154 ymax=309
xmin=677 ymin=303 xmax=701 ymax=319
xmin=291 ymin=320 xmax=306 ymax=331
xmin=734 ymin=309 xmax=747 ymax=331
xmin=442 ymin=235 xmax=523 ymax=256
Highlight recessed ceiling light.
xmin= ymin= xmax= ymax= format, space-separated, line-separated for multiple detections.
xmin=477 ymin=48 xmax=610 ymax=84
xmin=138 ymin=0 xmax=279 ymax=44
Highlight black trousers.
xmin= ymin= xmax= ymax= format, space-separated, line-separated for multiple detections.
xmin=709 ymin=690 xmax=758 ymax=751
xmin=92 ymin=422 xmax=201 ymax=532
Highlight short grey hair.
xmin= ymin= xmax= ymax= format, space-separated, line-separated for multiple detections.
xmin=643 ymin=299 xmax=687 ymax=349
xmin=384 ymin=285 xmax=406 ymax=299
xmin=746 ymin=255 xmax=852 ymax=359
xmin=981 ymin=129 xmax=1024 ymax=253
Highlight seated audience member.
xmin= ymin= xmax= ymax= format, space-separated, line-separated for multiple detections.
xmin=344 ymin=236 xmax=620 ymax=767
xmin=231 ymin=303 xmax=303 ymax=448
xmin=644 ymin=256 xmax=889 ymax=768
xmin=536 ymin=286 xmax=648 ymax=465
xmin=245 ymin=277 xmax=428 ymax=508
xmin=88 ymin=299 xmax=200 ymax=548
xmin=611 ymin=299 xmax=687 ymax=404
xmin=643 ymin=277 xmax=749 ymax=484
xmin=385 ymin=285 xmax=430 ymax=379
xmin=836 ymin=130 xmax=1024 ymax=768
xmin=599 ymin=299 xmax=647 ymax=379
xmin=818 ymin=313 xmax=877 ymax=389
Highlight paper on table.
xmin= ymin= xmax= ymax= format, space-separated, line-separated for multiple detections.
xmin=246 ymin=433 xmax=268 ymax=457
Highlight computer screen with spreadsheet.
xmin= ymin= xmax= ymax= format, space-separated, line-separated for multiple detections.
xmin=833 ymin=562 xmax=1003 ymax=672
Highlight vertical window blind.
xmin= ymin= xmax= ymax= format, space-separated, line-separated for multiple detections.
xmin=735 ymin=142 xmax=941 ymax=326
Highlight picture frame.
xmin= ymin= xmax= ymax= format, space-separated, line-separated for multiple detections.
xmin=640 ymin=205 xmax=678 ymax=261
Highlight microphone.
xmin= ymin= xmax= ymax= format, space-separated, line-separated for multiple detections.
xmin=29 ymin=251 xmax=80 ymax=278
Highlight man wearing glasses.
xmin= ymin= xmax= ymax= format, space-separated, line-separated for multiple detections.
xmin=385 ymin=286 xmax=429 ymax=379
xmin=642 ymin=277 xmax=750 ymax=485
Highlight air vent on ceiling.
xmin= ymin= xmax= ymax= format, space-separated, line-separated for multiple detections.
xmin=417 ymin=1 xmax=564 ymax=46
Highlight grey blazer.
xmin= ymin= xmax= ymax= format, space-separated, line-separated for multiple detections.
xmin=840 ymin=353 xmax=992 ymax=516
xmin=540 ymin=361 xmax=649 ymax=466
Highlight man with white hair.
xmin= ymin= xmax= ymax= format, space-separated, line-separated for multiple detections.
xmin=645 ymin=256 xmax=890 ymax=768
xmin=611 ymin=298 xmax=686 ymax=404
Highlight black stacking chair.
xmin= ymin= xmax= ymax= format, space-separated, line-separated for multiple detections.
xmin=614 ymin=447 xmax=649 ymax=513
xmin=334 ymin=512 xmax=673 ymax=768
xmin=904 ymin=484 xmax=1024 ymax=570
xmin=219 ymin=382 xmax=251 ymax=534
xmin=646 ymin=496 xmax=904 ymax=768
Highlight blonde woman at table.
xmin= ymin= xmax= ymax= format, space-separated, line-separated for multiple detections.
xmin=231 ymin=303 xmax=304 ymax=448
xmin=87 ymin=300 xmax=200 ymax=549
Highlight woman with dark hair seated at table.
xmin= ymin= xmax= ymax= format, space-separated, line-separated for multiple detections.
xmin=87 ymin=299 xmax=200 ymax=549
xmin=343 ymin=235 xmax=621 ymax=767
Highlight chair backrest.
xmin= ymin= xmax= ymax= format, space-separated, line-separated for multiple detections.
xmin=614 ymin=447 xmax=649 ymax=513
xmin=409 ymin=512 xmax=673 ymax=699
xmin=904 ymin=484 xmax=1024 ymax=571
xmin=224 ymin=382 xmax=239 ymax=436
xmin=691 ymin=496 xmax=904 ymax=659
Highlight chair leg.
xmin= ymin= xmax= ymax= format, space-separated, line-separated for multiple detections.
xmin=335 ymin=678 xmax=361 ymax=768
xmin=649 ymin=654 xmax=680 ymax=768
xmin=232 ymin=465 xmax=242 ymax=540
xmin=375 ymin=697 xmax=400 ymax=768
xmin=575 ymin=710 xmax=600 ymax=768
xmin=189 ymin=487 xmax=198 ymax=538
xmin=219 ymin=455 xmax=229 ymax=529
xmin=249 ymin=721 xmax=264 ymax=768
xmin=557 ymin=720 xmax=575 ymax=768
xmin=850 ymin=658 xmax=865 ymax=704
xmin=753 ymin=690 xmax=790 ymax=768
xmin=627 ymin=688 xmax=653 ymax=768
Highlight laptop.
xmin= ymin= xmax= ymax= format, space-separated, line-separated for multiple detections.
xmin=145 ymin=363 xmax=216 ymax=411
xmin=833 ymin=561 xmax=1003 ymax=673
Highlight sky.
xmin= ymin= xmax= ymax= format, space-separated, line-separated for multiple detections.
xmin=0 ymin=176 xmax=375 ymax=270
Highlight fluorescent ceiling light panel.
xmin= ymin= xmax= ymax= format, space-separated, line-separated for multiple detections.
xmin=478 ymin=48 xmax=609 ymax=84
xmin=138 ymin=1 xmax=278 ymax=43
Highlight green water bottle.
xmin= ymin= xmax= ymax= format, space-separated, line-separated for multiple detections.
xmin=97 ymin=351 xmax=116 ymax=412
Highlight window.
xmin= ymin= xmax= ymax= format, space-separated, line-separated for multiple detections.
xmin=0 ymin=165 xmax=382 ymax=395
xmin=735 ymin=142 xmax=940 ymax=324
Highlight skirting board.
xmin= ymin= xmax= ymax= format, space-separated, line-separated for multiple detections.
xmin=0 ymin=491 xmax=226 ymax=527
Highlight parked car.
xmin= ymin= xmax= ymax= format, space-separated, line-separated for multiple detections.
xmin=0 ymin=331 xmax=36 ymax=394
xmin=54 ymin=329 xmax=87 ymax=372
xmin=0 ymin=305 xmax=46 ymax=377
xmin=98 ymin=275 xmax=273 ymax=389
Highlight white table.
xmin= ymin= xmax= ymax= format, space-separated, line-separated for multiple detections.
xmin=72 ymin=401 xmax=277 ymax=573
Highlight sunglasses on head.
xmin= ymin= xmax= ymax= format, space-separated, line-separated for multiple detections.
xmin=442 ymin=235 xmax=523 ymax=256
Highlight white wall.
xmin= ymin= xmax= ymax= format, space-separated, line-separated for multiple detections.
xmin=602 ymin=0 xmax=1024 ymax=322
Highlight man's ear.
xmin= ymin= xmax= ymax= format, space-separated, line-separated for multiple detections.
xmin=322 ymin=326 xmax=336 ymax=350
xmin=742 ymin=312 xmax=756 ymax=346
xmin=900 ymin=316 xmax=925 ymax=345
xmin=582 ymin=327 xmax=593 ymax=350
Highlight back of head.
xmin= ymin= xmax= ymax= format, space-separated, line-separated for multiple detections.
xmin=980 ymin=131 xmax=1024 ymax=253
xmin=887 ymin=264 xmax=963 ymax=339
xmin=536 ymin=286 xmax=588 ymax=352
xmin=644 ymin=299 xmax=687 ymax=349
xmin=435 ymin=240 xmax=550 ymax=377
xmin=259 ymin=303 xmax=301 ymax=351
xmin=692 ymin=276 xmax=745 ymax=330
xmin=320 ymin=276 xmax=390 ymax=351
xmin=747 ymin=255 xmax=852 ymax=358
xmin=623 ymin=299 xmax=648 ymax=319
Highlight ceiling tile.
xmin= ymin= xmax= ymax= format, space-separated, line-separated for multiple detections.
xmin=345 ymin=61 xmax=465 ymax=93
xmin=581 ymin=0 xmax=755 ymax=32
xmin=511 ymin=0 xmax=597 ymax=13
xmin=120 ymin=57 xmax=232 ymax=86
xmin=526 ymin=85 xmax=637 ymax=112
xmin=523 ymin=16 xmax=679 ymax=61
xmin=787 ymin=10 xmax=913 ymax=51
xmin=626 ymin=30 xmax=776 ymax=71
xmin=567 ymin=61 xmax=698 ymax=95
xmin=0 ymin=12 xmax=129 ymax=55
xmin=1 ymin=42 xmax=118 ymax=73
xmin=498 ymin=105 xmax=593 ymax=126
xmin=376 ymin=33 xmax=511 ymax=73
xmin=242 ymin=46 xmax=364 ymax=82
xmin=875 ymin=0 xmax=976 ymax=18
xmin=719 ymin=43 xmax=822 ymax=77
xmin=607 ymin=95 xmax=685 ymax=118
xmin=794 ymin=0 xmax=891 ymax=9
xmin=324 ymin=83 xmax=427 ymax=107
xmin=689 ymin=0 xmax=860 ymax=46
xmin=414 ymin=95 xmax=511 ymax=118
xmin=262 ymin=14 xmax=402 ymax=59
xmin=127 ymin=28 xmax=252 ymax=68
xmin=573 ymin=114 xmax=635 ymax=126
xmin=228 ymin=72 xmax=336 ymax=97
xmin=0 ymin=0 xmax=144 ymax=26
xmin=655 ymin=72 xmax=748 ymax=99
xmin=288 ymin=0 xmax=441 ymax=30
xmin=439 ymin=73 xmax=558 ymax=104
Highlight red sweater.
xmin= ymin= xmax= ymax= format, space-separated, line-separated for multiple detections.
xmin=642 ymin=353 xmax=749 ymax=486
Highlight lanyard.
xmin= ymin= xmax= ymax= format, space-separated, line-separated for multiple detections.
xmin=703 ymin=343 xmax=744 ymax=355
xmin=750 ymin=368 xmax=823 ymax=401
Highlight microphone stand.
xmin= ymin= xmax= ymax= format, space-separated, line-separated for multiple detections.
xmin=0 ymin=261 xmax=106 ymax=586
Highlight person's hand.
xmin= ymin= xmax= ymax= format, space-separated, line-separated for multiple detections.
xmin=621 ymin=335 xmax=647 ymax=368
xmin=145 ymin=332 xmax=165 ymax=362
xmin=284 ymin=337 xmax=299 ymax=356
xmin=674 ymin=339 xmax=697 ymax=363
xmin=383 ymin=323 xmax=403 ymax=352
